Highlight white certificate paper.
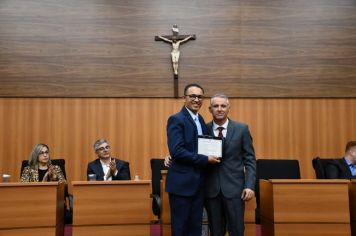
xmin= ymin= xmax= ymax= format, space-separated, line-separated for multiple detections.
xmin=198 ymin=136 xmax=223 ymax=158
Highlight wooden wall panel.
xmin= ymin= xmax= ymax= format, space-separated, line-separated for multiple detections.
xmin=0 ymin=98 xmax=355 ymax=187
xmin=0 ymin=0 xmax=355 ymax=97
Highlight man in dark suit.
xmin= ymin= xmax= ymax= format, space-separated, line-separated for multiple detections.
xmin=87 ymin=139 xmax=131 ymax=181
xmin=205 ymin=94 xmax=256 ymax=236
xmin=166 ymin=84 xmax=220 ymax=236
xmin=326 ymin=141 xmax=356 ymax=179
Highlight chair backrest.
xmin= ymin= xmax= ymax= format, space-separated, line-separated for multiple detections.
xmin=312 ymin=156 xmax=338 ymax=179
xmin=150 ymin=158 xmax=169 ymax=217
xmin=20 ymin=158 xmax=67 ymax=179
xmin=256 ymin=159 xmax=301 ymax=180
xmin=255 ymin=159 xmax=301 ymax=223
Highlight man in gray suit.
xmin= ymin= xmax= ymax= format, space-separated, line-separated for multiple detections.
xmin=205 ymin=93 xmax=256 ymax=236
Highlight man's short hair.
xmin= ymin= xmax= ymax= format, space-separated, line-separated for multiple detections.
xmin=345 ymin=141 xmax=356 ymax=153
xmin=184 ymin=83 xmax=204 ymax=95
xmin=210 ymin=93 xmax=229 ymax=104
xmin=93 ymin=139 xmax=109 ymax=151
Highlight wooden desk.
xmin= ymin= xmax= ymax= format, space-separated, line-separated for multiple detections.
xmin=72 ymin=180 xmax=151 ymax=236
xmin=161 ymin=171 xmax=256 ymax=236
xmin=260 ymin=179 xmax=351 ymax=236
xmin=0 ymin=182 xmax=64 ymax=236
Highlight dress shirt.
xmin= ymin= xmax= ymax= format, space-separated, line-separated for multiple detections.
xmin=100 ymin=158 xmax=118 ymax=181
xmin=212 ymin=119 xmax=229 ymax=138
xmin=185 ymin=107 xmax=203 ymax=135
xmin=345 ymin=158 xmax=356 ymax=176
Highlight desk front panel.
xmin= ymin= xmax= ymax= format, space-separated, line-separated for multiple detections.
xmin=262 ymin=222 xmax=351 ymax=236
xmin=0 ymin=183 xmax=63 ymax=229
xmin=72 ymin=181 xmax=151 ymax=225
xmin=261 ymin=180 xmax=350 ymax=223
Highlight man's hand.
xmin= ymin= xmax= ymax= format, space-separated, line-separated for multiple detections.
xmin=208 ymin=156 xmax=221 ymax=164
xmin=109 ymin=158 xmax=117 ymax=175
xmin=164 ymin=155 xmax=172 ymax=167
xmin=241 ymin=188 xmax=255 ymax=201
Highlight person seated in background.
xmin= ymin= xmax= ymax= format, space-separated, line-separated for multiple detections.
xmin=326 ymin=141 xmax=356 ymax=179
xmin=87 ymin=139 xmax=131 ymax=181
xmin=20 ymin=143 xmax=67 ymax=183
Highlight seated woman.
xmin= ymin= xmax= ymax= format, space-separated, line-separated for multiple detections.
xmin=20 ymin=143 xmax=66 ymax=183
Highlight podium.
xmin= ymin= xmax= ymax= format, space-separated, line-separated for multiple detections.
xmin=72 ymin=180 xmax=151 ymax=236
xmin=0 ymin=182 xmax=65 ymax=236
xmin=161 ymin=171 xmax=256 ymax=236
xmin=260 ymin=179 xmax=351 ymax=236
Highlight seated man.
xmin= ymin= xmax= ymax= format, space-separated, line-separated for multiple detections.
xmin=87 ymin=139 xmax=131 ymax=181
xmin=326 ymin=141 xmax=356 ymax=179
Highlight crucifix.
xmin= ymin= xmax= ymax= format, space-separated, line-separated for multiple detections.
xmin=155 ymin=24 xmax=196 ymax=97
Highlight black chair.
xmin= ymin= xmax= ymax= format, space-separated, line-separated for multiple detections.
xmin=255 ymin=159 xmax=301 ymax=224
xmin=150 ymin=158 xmax=169 ymax=220
xmin=20 ymin=158 xmax=73 ymax=224
xmin=312 ymin=156 xmax=338 ymax=179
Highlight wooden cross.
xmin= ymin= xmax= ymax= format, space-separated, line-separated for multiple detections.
xmin=155 ymin=25 xmax=196 ymax=97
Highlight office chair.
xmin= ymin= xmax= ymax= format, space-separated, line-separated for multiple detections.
xmin=150 ymin=158 xmax=169 ymax=220
xmin=255 ymin=159 xmax=301 ymax=224
xmin=20 ymin=158 xmax=73 ymax=224
xmin=312 ymin=156 xmax=338 ymax=179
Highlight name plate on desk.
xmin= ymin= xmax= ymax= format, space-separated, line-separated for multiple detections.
xmin=198 ymin=135 xmax=223 ymax=158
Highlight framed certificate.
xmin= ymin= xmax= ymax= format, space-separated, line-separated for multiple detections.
xmin=198 ymin=135 xmax=223 ymax=158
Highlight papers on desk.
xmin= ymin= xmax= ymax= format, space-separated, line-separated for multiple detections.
xmin=198 ymin=135 xmax=223 ymax=158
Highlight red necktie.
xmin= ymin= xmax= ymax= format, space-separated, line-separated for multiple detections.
xmin=217 ymin=127 xmax=224 ymax=138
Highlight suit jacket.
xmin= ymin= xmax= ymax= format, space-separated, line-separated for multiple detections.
xmin=326 ymin=158 xmax=353 ymax=179
xmin=165 ymin=106 xmax=209 ymax=197
xmin=20 ymin=165 xmax=67 ymax=183
xmin=87 ymin=158 xmax=131 ymax=181
xmin=205 ymin=119 xmax=256 ymax=198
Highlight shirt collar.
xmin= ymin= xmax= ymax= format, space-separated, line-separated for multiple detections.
xmin=185 ymin=106 xmax=199 ymax=121
xmin=345 ymin=157 xmax=355 ymax=166
xmin=212 ymin=119 xmax=229 ymax=131
xmin=100 ymin=157 xmax=112 ymax=167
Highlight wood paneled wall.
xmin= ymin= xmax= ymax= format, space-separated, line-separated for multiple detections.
xmin=0 ymin=0 xmax=355 ymax=97
xmin=0 ymin=98 xmax=355 ymax=186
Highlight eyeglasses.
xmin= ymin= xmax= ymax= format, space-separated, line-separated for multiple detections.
xmin=96 ymin=145 xmax=111 ymax=151
xmin=39 ymin=151 xmax=49 ymax=155
xmin=185 ymin=94 xmax=204 ymax=101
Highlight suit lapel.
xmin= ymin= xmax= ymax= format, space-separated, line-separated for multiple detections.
xmin=207 ymin=122 xmax=214 ymax=136
xmin=182 ymin=107 xmax=195 ymax=125
xmin=95 ymin=159 xmax=105 ymax=179
xmin=181 ymin=106 xmax=199 ymax=135
xmin=341 ymin=158 xmax=353 ymax=177
xmin=225 ymin=119 xmax=235 ymax=145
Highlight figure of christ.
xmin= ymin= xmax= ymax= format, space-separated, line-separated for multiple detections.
xmin=157 ymin=35 xmax=194 ymax=76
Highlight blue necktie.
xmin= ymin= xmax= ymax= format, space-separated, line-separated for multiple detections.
xmin=194 ymin=117 xmax=203 ymax=135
